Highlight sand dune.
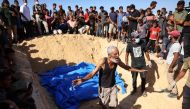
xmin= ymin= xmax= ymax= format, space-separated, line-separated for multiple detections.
xmin=18 ymin=34 xmax=188 ymax=109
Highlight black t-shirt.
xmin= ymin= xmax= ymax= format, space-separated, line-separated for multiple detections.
xmin=129 ymin=9 xmax=140 ymax=30
xmin=126 ymin=41 xmax=147 ymax=68
xmin=182 ymin=14 xmax=190 ymax=33
xmin=77 ymin=16 xmax=86 ymax=28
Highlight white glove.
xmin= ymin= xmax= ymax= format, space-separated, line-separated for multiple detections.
xmin=147 ymin=61 xmax=152 ymax=68
xmin=168 ymin=81 xmax=177 ymax=91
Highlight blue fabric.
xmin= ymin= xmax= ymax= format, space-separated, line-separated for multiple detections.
xmin=39 ymin=62 xmax=126 ymax=109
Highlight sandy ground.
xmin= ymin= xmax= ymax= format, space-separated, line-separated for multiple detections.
xmin=17 ymin=34 xmax=188 ymax=109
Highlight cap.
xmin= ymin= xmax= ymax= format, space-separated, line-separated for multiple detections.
xmin=168 ymin=30 xmax=181 ymax=38
xmin=59 ymin=5 xmax=62 ymax=7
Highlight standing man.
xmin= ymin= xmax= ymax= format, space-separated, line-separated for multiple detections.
xmin=125 ymin=31 xmax=152 ymax=96
xmin=20 ymin=0 xmax=31 ymax=38
xmin=161 ymin=30 xmax=181 ymax=98
xmin=117 ymin=6 xmax=125 ymax=41
xmin=174 ymin=1 xmax=188 ymax=33
xmin=167 ymin=13 xmax=190 ymax=108
xmin=128 ymin=4 xmax=140 ymax=40
xmin=149 ymin=1 xmax=157 ymax=10
xmin=73 ymin=46 xmax=146 ymax=109
xmin=108 ymin=7 xmax=117 ymax=42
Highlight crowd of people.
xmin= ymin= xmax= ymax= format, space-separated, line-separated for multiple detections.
xmin=0 ymin=0 xmax=190 ymax=109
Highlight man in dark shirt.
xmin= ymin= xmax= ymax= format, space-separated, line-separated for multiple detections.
xmin=73 ymin=46 xmax=146 ymax=109
xmin=125 ymin=31 xmax=152 ymax=96
xmin=89 ymin=6 xmax=96 ymax=35
xmin=182 ymin=12 xmax=190 ymax=59
xmin=128 ymin=4 xmax=140 ymax=39
xmin=108 ymin=7 xmax=117 ymax=42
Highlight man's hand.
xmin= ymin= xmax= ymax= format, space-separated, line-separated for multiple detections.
xmin=168 ymin=81 xmax=176 ymax=91
xmin=147 ymin=60 xmax=152 ymax=68
xmin=168 ymin=67 xmax=173 ymax=73
xmin=72 ymin=78 xmax=83 ymax=86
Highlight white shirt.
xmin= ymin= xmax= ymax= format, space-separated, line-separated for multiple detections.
xmin=20 ymin=4 xmax=31 ymax=21
xmin=166 ymin=42 xmax=181 ymax=65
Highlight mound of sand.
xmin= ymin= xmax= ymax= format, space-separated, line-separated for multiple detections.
xmin=17 ymin=34 xmax=188 ymax=109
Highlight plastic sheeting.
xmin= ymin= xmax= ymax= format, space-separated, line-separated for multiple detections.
xmin=39 ymin=62 xmax=126 ymax=109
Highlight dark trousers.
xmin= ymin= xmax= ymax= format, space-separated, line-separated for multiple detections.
xmin=131 ymin=71 xmax=146 ymax=92
xmin=182 ymin=85 xmax=190 ymax=109
xmin=183 ymin=33 xmax=190 ymax=58
xmin=146 ymin=39 xmax=156 ymax=52
xmin=23 ymin=21 xmax=32 ymax=38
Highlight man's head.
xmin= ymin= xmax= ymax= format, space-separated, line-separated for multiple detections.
xmin=131 ymin=31 xmax=140 ymax=44
xmin=59 ymin=5 xmax=62 ymax=9
xmin=177 ymin=0 xmax=185 ymax=12
xmin=2 ymin=0 xmax=10 ymax=8
xmin=126 ymin=6 xmax=131 ymax=13
xmin=93 ymin=6 xmax=96 ymax=11
xmin=75 ymin=5 xmax=78 ymax=10
xmin=100 ymin=6 xmax=104 ymax=12
xmin=0 ymin=69 xmax=12 ymax=89
xmin=130 ymin=4 xmax=135 ymax=12
xmin=35 ymin=0 xmax=39 ymax=5
xmin=119 ymin=6 xmax=123 ymax=12
xmin=90 ymin=6 xmax=93 ymax=12
xmin=110 ymin=7 xmax=114 ymax=12
xmin=157 ymin=10 xmax=161 ymax=15
xmin=14 ymin=0 xmax=19 ymax=6
xmin=79 ymin=6 xmax=82 ymax=11
xmin=68 ymin=6 xmax=71 ymax=10
xmin=107 ymin=46 xmax=119 ymax=63
xmin=161 ymin=8 xmax=167 ymax=15
xmin=168 ymin=30 xmax=180 ymax=42
xmin=85 ymin=8 xmax=88 ymax=12
xmin=53 ymin=3 xmax=56 ymax=9
xmin=146 ymin=8 xmax=152 ymax=15
xmin=150 ymin=1 xmax=157 ymax=9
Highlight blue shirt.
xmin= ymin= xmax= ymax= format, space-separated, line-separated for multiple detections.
xmin=109 ymin=12 xmax=117 ymax=24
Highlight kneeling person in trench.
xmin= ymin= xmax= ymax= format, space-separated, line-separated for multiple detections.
xmin=72 ymin=46 xmax=146 ymax=109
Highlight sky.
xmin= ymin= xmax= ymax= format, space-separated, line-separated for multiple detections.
xmin=8 ymin=0 xmax=190 ymax=14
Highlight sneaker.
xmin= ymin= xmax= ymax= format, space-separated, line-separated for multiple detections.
xmin=142 ymin=91 xmax=147 ymax=97
xmin=168 ymin=93 xmax=178 ymax=98
xmin=159 ymin=88 xmax=171 ymax=93
xmin=130 ymin=89 xmax=137 ymax=95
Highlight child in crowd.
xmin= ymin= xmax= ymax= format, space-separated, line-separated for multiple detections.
xmin=51 ymin=12 xmax=62 ymax=35
xmin=67 ymin=15 xmax=77 ymax=34
xmin=137 ymin=19 xmax=149 ymax=47
xmin=146 ymin=21 xmax=161 ymax=54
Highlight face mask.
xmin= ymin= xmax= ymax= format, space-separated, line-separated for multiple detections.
xmin=24 ymin=3 xmax=27 ymax=6
xmin=131 ymin=9 xmax=134 ymax=12
xmin=135 ymin=38 xmax=140 ymax=43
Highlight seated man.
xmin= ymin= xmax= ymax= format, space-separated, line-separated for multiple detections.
xmin=67 ymin=16 xmax=77 ymax=34
xmin=73 ymin=46 xmax=146 ymax=109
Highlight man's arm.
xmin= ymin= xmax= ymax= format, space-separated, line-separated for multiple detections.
xmin=169 ymin=52 xmax=180 ymax=72
xmin=145 ymin=52 xmax=151 ymax=61
xmin=125 ymin=52 xmax=129 ymax=65
xmin=175 ymin=69 xmax=187 ymax=82
xmin=118 ymin=60 xmax=146 ymax=72
xmin=184 ymin=21 xmax=190 ymax=26
xmin=73 ymin=58 xmax=105 ymax=85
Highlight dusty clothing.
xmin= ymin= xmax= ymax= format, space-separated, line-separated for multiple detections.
xmin=99 ymin=85 xmax=118 ymax=108
xmin=182 ymin=57 xmax=190 ymax=88
xmin=165 ymin=63 xmax=180 ymax=94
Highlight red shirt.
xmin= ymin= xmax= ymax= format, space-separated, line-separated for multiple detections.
xmin=84 ymin=13 xmax=89 ymax=22
xmin=149 ymin=27 xmax=161 ymax=40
